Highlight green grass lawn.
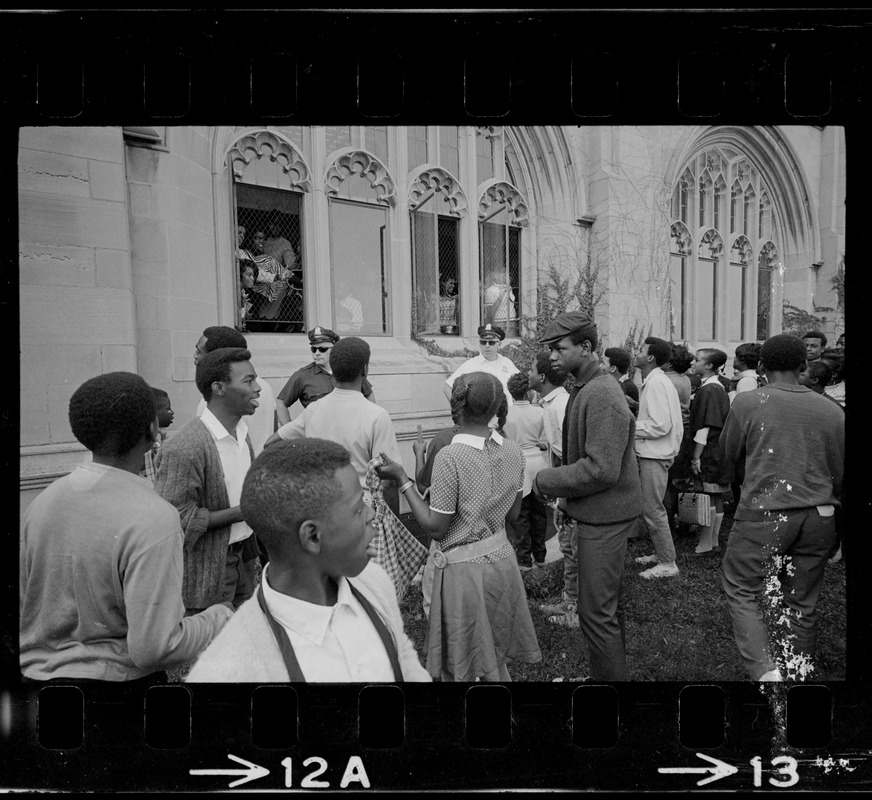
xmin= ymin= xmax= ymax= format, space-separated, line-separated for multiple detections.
xmin=399 ymin=512 xmax=847 ymax=682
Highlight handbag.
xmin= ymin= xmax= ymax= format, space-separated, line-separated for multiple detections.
xmin=677 ymin=490 xmax=712 ymax=527
xmin=366 ymin=459 xmax=429 ymax=601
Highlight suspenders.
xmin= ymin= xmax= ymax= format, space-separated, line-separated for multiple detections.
xmin=256 ymin=581 xmax=403 ymax=683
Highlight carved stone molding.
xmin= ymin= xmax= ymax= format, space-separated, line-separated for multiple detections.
xmin=228 ymin=131 xmax=311 ymax=192
xmin=408 ymin=168 xmax=467 ymax=216
xmin=699 ymin=229 xmax=724 ymax=258
xmin=731 ymin=235 xmax=753 ymax=265
xmin=478 ymin=181 xmax=529 ymax=227
xmin=476 ymin=125 xmax=503 ymax=139
xmin=670 ymin=222 xmax=693 ymax=255
xmin=324 ymin=150 xmax=396 ymax=206
xmin=759 ymin=240 xmax=779 ymax=268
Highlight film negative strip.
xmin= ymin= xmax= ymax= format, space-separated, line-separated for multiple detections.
xmin=4 ymin=8 xmax=870 ymax=793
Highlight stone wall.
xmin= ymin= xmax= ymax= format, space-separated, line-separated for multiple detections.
xmin=19 ymin=127 xmax=134 ymax=507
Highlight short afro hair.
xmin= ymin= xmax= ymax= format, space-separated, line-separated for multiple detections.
xmin=507 ymin=372 xmax=530 ymax=401
xmin=668 ymin=344 xmax=694 ymax=374
xmin=696 ymin=348 xmax=728 ymax=372
xmin=151 ymin=387 xmax=169 ymax=402
xmin=820 ymin=349 xmax=844 ymax=381
xmin=450 ymin=371 xmax=508 ymax=429
xmin=534 ymin=350 xmax=563 ymax=386
xmin=802 ymin=330 xmax=827 ymax=347
xmin=241 ymin=439 xmax=351 ymax=560
xmin=604 ymin=347 xmax=631 ymax=374
xmin=195 ymin=347 xmax=252 ymax=401
xmin=761 ymin=334 xmax=807 ymax=372
xmin=203 ymin=325 xmax=247 ymax=352
xmin=329 ymin=337 xmax=370 ymax=382
xmin=805 ymin=360 xmax=834 ymax=386
xmin=69 ymin=372 xmax=156 ymax=457
xmin=734 ymin=342 xmax=762 ymax=370
xmin=643 ymin=337 xmax=672 ymax=367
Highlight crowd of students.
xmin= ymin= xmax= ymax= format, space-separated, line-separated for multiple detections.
xmin=19 ymin=314 xmax=845 ymax=685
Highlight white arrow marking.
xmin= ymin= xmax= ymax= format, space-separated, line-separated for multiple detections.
xmin=190 ymin=753 xmax=270 ymax=788
xmin=658 ymin=752 xmax=738 ymax=786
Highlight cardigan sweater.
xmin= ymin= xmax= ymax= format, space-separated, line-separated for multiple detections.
xmin=186 ymin=561 xmax=432 ymax=682
xmin=536 ymin=360 xmax=643 ymax=525
xmin=154 ymin=417 xmax=256 ymax=609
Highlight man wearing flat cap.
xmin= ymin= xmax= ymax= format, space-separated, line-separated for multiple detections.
xmin=532 ymin=311 xmax=643 ymax=681
xmin=442 ymin=323 xmax=519 ymax=406
xmin=276 ymin=327 xmax=375 ymax=426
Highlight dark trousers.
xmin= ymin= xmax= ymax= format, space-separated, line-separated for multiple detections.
xmin=507 ymin=492 xmax=548 ymax=566
xmin=721 ymin=508 xmax=836 ymax=680
xmin=575 ymin=517 xmax=635 ymax=681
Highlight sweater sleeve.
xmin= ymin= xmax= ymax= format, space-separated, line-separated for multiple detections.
xmin=153 ymin=435 xmax=212 ymax=550
xmin=536 ymin=386 xmax=630 ymax=499
xmin=123 ymin=519 xmax=232 ymax=671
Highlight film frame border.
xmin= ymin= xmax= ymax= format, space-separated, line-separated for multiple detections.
xmin=3 ymin=7 xmax=869 ymax=793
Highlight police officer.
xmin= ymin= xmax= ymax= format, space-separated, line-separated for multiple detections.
xmin=275 ymin=327 xmax=374 ymax=425
xmin=442 ymin=323 xmax=519 ymax=406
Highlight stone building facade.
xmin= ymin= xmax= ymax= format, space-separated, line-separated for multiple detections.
xmin=18 ymin=124 xmax=846 ymax=511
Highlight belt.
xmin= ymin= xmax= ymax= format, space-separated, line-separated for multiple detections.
xmin=432 ymin=530 xmax=509 ymax=568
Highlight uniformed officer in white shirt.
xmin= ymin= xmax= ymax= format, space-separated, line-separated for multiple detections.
xmin=443 ymin=324 xmax=519 ymax=407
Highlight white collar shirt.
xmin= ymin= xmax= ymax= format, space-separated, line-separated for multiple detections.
xmin=540 ymin=386 xmax=569 ymax=459
xmin=200 ymin=407 xmax=253 ymax=545
xmin=451 ymin=430 xmax=505 ymax=450
xmin=701 ymin=374 xmax=724 ymax=389
xmin=260 ymin=565 xmax=394 ymax=682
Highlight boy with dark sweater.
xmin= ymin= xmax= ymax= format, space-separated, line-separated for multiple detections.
xmin=533 ymin=311 xmax=642 ymax=681
xmin=721 ymin=334 xmax=844 ymax=682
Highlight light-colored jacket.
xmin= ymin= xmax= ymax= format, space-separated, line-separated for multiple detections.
xmin=186 ymin=561 xmax=431 ymax=683
xmin=634 ymin=367 xmax=683 ymax=461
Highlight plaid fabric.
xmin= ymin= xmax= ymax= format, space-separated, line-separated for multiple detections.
xmin=366 ymin=459 xmax=428 ymax=601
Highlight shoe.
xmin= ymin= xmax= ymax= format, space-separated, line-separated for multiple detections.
xmin=539 ymin=599 xmax=575 ymax=616
xmin=518 ymin=564 xmax=532 ymax=573
xmin=531 ymin=561 xmax=547 ymax=581
xmin=547 ymin=609 xmax=580 ymax=628
xmin=635 ymin=553 xmax=659 ymax=565
xmin=758 ymin=668 xmax=783 ymax=682
xmin=689 ymin=548 xmax=718 ymax=558
xmin=639 ymin=562 xmax=680 ymax=580
xmin=829 ymin=545 xmax=843 ymax=564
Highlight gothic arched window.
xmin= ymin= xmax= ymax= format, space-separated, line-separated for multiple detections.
xmin=227 ymin=130 xmax=310 ymax=334
xmin=757 ymin=241 xmax=779 ymax=340
xmin=479 ymin=181 xmax=528 ymax=338
xmin=409 ymin=168 xmax=467 ymax=336
xmin=326 ymin=150 xmax=396 ymax=335
xmin=670 ymin=144 xmax=781 ymax=345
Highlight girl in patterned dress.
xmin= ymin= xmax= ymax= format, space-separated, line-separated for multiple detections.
xmin=376 ymin=371 xmax=542 ymax=681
